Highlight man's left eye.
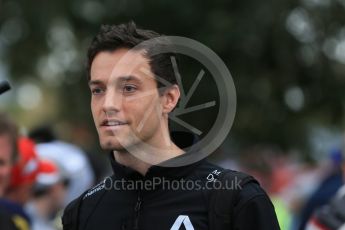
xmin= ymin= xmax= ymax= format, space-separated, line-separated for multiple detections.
xmin=123 ymin=85 xmax=137 ymax=92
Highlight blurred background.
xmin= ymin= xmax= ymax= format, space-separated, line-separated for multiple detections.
xmin=1 ymin=0 xmax=345 ymax=229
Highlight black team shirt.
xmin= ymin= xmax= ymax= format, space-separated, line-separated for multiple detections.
xmin=63 ymin=133 xmax=280 ymax=230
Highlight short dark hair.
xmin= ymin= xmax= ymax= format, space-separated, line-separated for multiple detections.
xmin=0 ymin=113 xmax=18 ymax=162
xmin=86 ymin=21 xmax=178 ymax=89
xmin=29 ymin=125 xmax=56 ymax=143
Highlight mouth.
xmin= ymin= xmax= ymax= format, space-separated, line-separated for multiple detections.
xmin=100 ymin=119 xmax=128 ymax=128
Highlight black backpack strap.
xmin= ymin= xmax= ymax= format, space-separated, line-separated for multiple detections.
xmin=208 ymin=169 xmax=258 ymax=230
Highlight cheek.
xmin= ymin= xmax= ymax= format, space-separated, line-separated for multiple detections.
xmin=124 ymin=98 xmax=160 ymax=121
xmin=0 ymin=154 xmax=12 ymax=178
xmin=91 ymin=100 xmax=97 ymax=112
xmin=130 ymin=104 xmax=162 ymax=134
xmin=91 ymin=101 xmax=101 ymax=119
xmin=0 ymin=165 xmax=11 ymax=178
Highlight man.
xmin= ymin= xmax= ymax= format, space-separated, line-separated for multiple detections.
xmin=62 ymin=22 xmax=280 ymax=230
xmin=0 ymin=113 xmax=18 ymax=197
xmin=305 ymin=151 xmax=345 ymax=230
xmin=2 ymin=137 xmax=43 ymax=230
xmin=29 ymin=125 xmax=95 ymax=205
xmin=305 ymin=185 xmax=345 ymax=230
xmin=26 ymin=160 xmax=67 ymax=230
xmin=0 ymin=113 xmax=21 ymax=230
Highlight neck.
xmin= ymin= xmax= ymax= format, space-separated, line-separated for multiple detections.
xmin=113 ymin=141 xmax=184 ymax=175
xmin=114 ymin=151 xmax=150 ymax=175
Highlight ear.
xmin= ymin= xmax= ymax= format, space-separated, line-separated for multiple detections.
xmin=161 ymin=84 xmax=180 ymax=114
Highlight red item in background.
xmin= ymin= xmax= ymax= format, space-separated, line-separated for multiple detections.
xmin=36 ymin=160 xmax=62 ymax=186
xmin=306 ymin=217 xmax=330 ymax=230
xmin=10 ymin=137 xmax=40 ymax=188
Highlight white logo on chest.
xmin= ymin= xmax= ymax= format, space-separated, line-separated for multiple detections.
xmin=206 ymin=169 xmax=221 ymax=182
xmin=170 ymin=215 xmax=195 ymax=230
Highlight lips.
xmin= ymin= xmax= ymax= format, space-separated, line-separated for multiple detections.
xmin=100 ymin=119 xmax=128 ymax=127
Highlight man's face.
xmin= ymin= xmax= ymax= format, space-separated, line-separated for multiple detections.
xmin=90 ymin=48 xmax=169 ymax=151
xmin=0 ymin=134 xmax=13 ymax=196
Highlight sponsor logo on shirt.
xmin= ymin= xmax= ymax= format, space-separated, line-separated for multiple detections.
xmin=83 ymin=179 xmax=106 ymax=199
xmin=171 ymin=215 xmax=194 ymax=230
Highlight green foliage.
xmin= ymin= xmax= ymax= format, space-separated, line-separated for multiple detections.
xmin=1 ymin=0 xmax=345 ymax=157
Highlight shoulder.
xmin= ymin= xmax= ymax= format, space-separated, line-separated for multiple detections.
xmin=0 ymin=207 xmax=18 ymax=230
xmin=62 ymin=177 xmax=111 ymax=228
xmin=235 ymin=181 xmax=273 ymax=211
xmin=65 ymin=175 xmax=111 ymax=208
xmin=0 ymin=199 xmax=31 ymax=223
xmin=195 ymin=161 xmax=267 ymax=209
xmin=192 ymin=160 xmax=228 ymax=180
xmin=194 ymin=161 xmax=257 ymax=188
xmin=200 ymin=163 xmax=280 ymax=229
xmin=214 ymin=169 xmax=274 ymax=215
xmin=232 ymin=184 xmax=280 ymax=229
xmin=231 ymin=177 xmax=280 ymax=229
xmin=0 ymin=199 xmax=30 ymax=230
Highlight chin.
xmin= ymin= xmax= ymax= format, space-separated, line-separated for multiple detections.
xmin=100 ymin=139 xmax=126 ymax=151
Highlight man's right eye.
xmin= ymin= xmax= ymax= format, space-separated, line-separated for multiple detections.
xmin=91 ymin=88 xmax=105 ymax=95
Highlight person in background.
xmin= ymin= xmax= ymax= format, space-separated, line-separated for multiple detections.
xmin=1 ymin=137 xmax=42 ymax=230
xmin=305 ymin=150 xmax=345 ymax=230
xmin=298 ymin=149 xmax=344 ymax=230
xmin=0 ymin=113 xmax=18 ymax=196
xmin=29 ymin=126 xmax=95 ymax=205
xmin=25 ymin=160 xmax=68 ymax=230
xmin=0 ymin=112 xmax=20 ymax=230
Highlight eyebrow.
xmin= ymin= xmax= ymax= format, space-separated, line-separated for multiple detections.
xmin=88 ymin=80 xmax=103 ymax=87
xmin=118 ymin=75 xmax=143 ymax=83
xmin=88 ymin=75 xmax=143 ymax=86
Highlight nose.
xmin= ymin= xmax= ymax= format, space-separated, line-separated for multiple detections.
xmin=102 ymin=88 xmax=122 ymax=115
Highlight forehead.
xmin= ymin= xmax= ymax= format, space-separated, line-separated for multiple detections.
xmin=90 ymin=48 xmax=154 ymax=83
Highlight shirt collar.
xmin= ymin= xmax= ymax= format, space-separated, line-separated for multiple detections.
xmin=109 ymin=131 xmax=202 ymax=180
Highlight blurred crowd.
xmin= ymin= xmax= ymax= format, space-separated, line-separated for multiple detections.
xmin=0 ymin=112 xmax=99 ymax=230
xmin=0 ymin=110 xmax=345 ymax=230
xmin=218 ymin=145 xmax=345 ymax=230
